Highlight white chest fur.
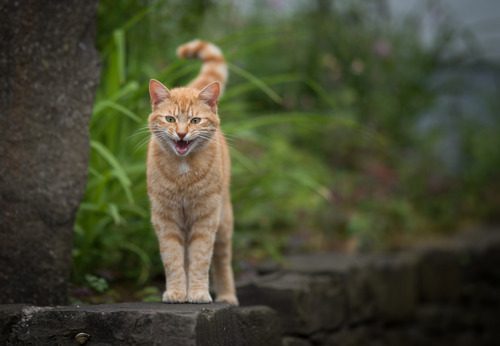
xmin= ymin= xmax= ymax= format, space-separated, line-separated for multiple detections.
xmin=179 ymin=160 xmax=190 ymax=174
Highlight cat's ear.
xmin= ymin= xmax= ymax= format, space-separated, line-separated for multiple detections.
xmin=198 ymin=82 xmax=220 ymax=111
xmin=149 ymin=79 xmax=170 ymax=109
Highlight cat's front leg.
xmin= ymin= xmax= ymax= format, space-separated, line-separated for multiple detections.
xmin=161 ymin=235 xmax=187 ymax=303
xmin=187 ymin=221 xmax=217 ymax=303
xmin=154 ymin=217 xmax=187 ymax=303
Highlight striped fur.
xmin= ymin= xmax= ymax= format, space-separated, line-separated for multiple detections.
xmin=147 ymin=40 xmax=237 ymax=305
xmin=177 ymin=39 xmax=228 ymax=93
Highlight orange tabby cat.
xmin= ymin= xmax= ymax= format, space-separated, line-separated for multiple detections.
xmin=147 ymin=40 xmax=237 ymax=305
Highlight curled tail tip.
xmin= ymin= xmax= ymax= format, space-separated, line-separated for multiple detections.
xmin=176 ymin=39 xmax=224 ymax=61
xmin=176 ymin=39 xmax=202 ymax=59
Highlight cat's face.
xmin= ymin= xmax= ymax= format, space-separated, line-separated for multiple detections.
xmin=148 ymin=80 xmax=220 ymax=157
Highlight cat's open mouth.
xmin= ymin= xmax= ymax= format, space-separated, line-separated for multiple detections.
xmin=174 ymin=139 xmax=192 ymax=155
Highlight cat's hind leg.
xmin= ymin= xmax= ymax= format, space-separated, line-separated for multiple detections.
xmin=212 ymin=203 xmax=238 ymax=305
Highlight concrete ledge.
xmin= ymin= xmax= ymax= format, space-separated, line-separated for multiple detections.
xmin=0 ymin=303 xmax=281 ymax=346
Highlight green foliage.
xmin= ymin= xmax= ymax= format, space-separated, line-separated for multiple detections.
xmin=84 ymin=274 xmax=109 ymax=293
xmin=135 ymin=286 xmax=162 ymax=302
xmin=74 ymin=0 xmax=500 ymax=292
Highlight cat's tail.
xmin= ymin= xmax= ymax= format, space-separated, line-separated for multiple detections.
xmin=176 ymin=39 xmax=228 ymax=95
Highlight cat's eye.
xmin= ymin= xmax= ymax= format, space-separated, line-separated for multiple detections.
xmin=165 ymin=116 xmax=176 ymax=123
xmin=190 ymin=117 xmax=201 ymax=124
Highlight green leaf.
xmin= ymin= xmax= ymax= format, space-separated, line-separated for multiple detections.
xmin=90 ymin=140 xmax=134 ymax=204
xmin=228 ymin=63 xmax=282 ymax=104
xmin=93 ymin=100 xmax=142 ymax=123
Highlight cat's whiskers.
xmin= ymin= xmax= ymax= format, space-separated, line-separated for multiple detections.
xmin=191 ymin=133 xmax=215 ymax=146
xmin=221 ymin=134 xmax=236 ymax=144
xmin=130 ymin=126 xmax=154 ymax=152
xmin=133 ymin=137 xmax=153 ymax=152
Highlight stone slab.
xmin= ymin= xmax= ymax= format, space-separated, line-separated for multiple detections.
xmin=238 ymin=272 xmax=346 ymax=335
xmin=0 ymin=303 xmax=281 ymax=346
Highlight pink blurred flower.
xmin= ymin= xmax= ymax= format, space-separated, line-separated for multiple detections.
xmin=373 ymin=39 xmax=392 ymax=58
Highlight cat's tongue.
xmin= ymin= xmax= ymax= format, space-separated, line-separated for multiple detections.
xmin=175 ymin=140 xmax=190 ymax=155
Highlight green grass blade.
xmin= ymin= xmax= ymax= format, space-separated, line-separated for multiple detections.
xmin=90 ymin=140 xmax=134 ymax=204
xmin=119 ymin=242 xmax=152 ymax=284
xmin=228 ymin=63 xmax=282 ymax=104
xmin=93 ymin=100 xmax=142 ymax=123
xmin=113 ymin=29 xmax=126 ymax=84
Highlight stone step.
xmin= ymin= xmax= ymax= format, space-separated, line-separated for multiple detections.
xmin=238 ymin=228 xmax=500 ymax=338
xmin=0 ymin=303 xmax=280 ymax=346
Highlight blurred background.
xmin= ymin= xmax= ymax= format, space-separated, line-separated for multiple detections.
xmin=72 ymin=0 xmax=500 ymax=302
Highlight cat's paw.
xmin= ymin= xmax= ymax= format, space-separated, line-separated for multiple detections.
xmin=162 ymin=290 xmax=187 ymax=303
xmin=215 ymin=294 xmax=239 ymax=306
xmin=187 ymin=290 xmax=212 ymax=303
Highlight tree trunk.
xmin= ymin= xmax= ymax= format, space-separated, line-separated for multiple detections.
xmin=0 ymin=0 xmax=100 ymax=305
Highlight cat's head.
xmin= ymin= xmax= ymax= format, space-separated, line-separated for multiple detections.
xmin=148 ymin=79 xmax=220 ymax=157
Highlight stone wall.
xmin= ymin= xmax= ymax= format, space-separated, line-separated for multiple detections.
xmin=1 ymin=229 xmax=498 ymax=345
xmin=0 ymin=1 xmax=100 ymax=305
xmin=238 ymin=228 xmax=500 ymax=346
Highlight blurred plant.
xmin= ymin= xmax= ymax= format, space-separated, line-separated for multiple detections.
xmin=73 ymin=0 xmax=500 ymax=294
xmin=84 ymin=274 xmax=109 ymax=294
xmin=135 ymin=286 xmax=162 ymax=302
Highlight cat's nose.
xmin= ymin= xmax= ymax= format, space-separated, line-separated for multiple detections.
xmin=177 ymin=132 xmax=187 ymax=140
